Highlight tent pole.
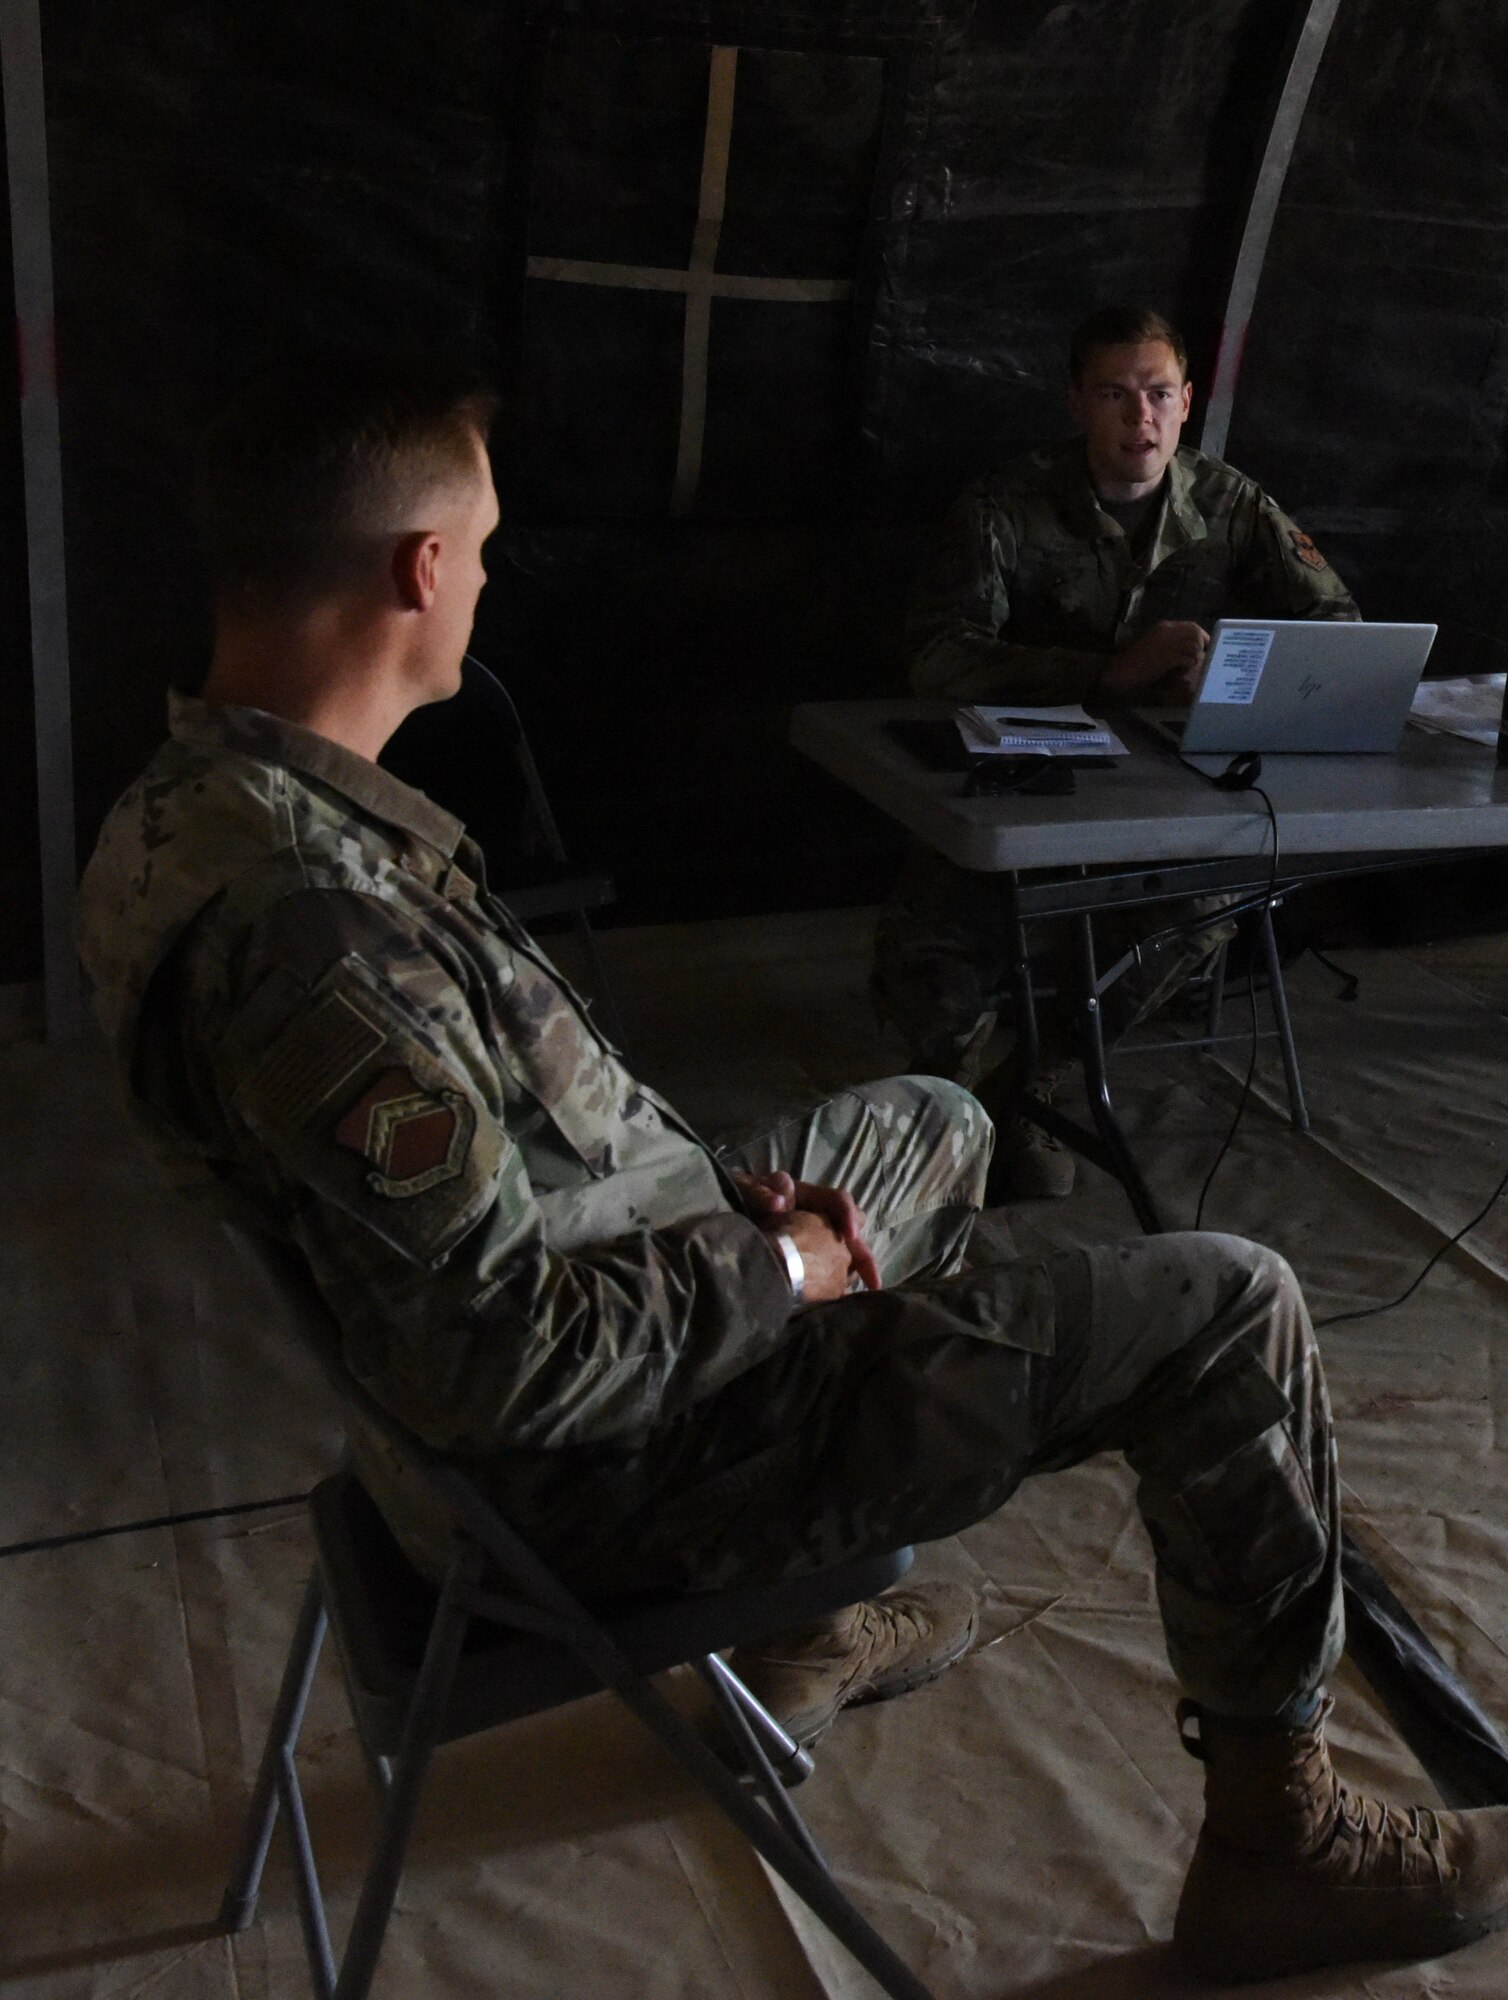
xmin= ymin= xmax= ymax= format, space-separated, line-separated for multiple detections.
xmin=1199 ymin=0 xmax=1344 ymax=460
xmin=2 ymin=0 xmax=81 ymax=1039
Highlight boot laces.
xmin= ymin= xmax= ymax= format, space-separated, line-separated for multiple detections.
xmin=860 ymin=1596 xmax=928 ymax=1656
xmin=1326 ymin=1782 xmax=1449 ymax=1887
xmin=1181 ymin=1696 xmax=1453 ymax=1886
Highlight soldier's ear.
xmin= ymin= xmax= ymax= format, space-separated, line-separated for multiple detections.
xmin=392 ymin=530 xmax=441 ymax=613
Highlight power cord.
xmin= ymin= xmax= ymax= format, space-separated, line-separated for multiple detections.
xmin=1304 ymin=940 xmax=1360 ymax=1002
xmin=0 ymin=1490 xmax=309 ymax=1563
xmin=1163 ymin=752 xmax=1508 ymax=1319
xmin=1314 ymin=1162 xmax=1508 ymax=1328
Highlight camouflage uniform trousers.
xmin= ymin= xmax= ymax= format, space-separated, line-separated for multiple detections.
xmin=488 ymin=1075 xmax=1343 ymax=1720
xmin=872 ymin=846 xmax=1240 ymax=1082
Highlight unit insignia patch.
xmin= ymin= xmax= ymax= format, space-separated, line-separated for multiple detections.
xmin=334 ymin=1066 xmax=473 ymax=1197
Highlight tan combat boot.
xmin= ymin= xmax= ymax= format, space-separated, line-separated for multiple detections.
xmin=728 ymin=1582 xmax=978 ymax=1746
xmin=1174 ymin=1695 xmax=1508 ymax=1982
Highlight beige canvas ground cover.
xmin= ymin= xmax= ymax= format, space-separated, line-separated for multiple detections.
xmin=2 ymin=908 xmax=1507 ymax=1997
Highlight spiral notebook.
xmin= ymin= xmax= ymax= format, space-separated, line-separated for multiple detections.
xmin=956 ymin=703 xmax=1128 ymax=758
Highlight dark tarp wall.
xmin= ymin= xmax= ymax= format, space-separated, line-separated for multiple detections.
xmin=5 ymin=0 xmax=1507 ymax=972
xmin=1225 ymin=0 xmax=1508 ymax=671
xmin=41 ymin=0 xmax=509 ymax=894
xmin=0 ymin=83 xmax=39 ymax=984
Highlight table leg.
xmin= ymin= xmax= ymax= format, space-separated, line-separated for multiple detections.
xmin=1258 ymin=902 xmax=1311 ymax=1133
xmin=1205 ymin=939 xmax=1229 ymax=1041
xmin=1072 ymin=912 xmax=1166 ymax=1235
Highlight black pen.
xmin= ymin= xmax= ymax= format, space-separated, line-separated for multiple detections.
xmin=994 ymin=715 xmax=1101 ymax=732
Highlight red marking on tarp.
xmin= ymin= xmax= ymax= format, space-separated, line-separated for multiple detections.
xmin=1211 ymin=318 xmax=1250 ymax=394
xmin=15 ymin=316 xmax=58 ymax=398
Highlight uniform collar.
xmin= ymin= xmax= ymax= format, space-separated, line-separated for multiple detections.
xmin=1163 ymin=449 xmax=1207 ymax=546
xmin=1045 ymin=441 xmax=1114 ymax=540
xmin=1048 ymin=439 xmax=1208 ymax=556
xmin=167 ymin=690 xmax=466 ymax=861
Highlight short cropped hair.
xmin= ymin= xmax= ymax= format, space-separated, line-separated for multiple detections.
xmin=1068 ymin=307 xmax=1188 ymax=385
xmin=194 ymin=360 xmax=499 ymax=610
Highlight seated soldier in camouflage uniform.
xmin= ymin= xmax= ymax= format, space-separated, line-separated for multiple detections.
xmin=873 ymin=305 xmax=1359 ymax=1199
xmin=77 ymin=366 xmax=1508 ymax=1984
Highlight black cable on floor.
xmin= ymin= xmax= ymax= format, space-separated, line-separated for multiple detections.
xmin=1305 ymin=941 xmax=1360 ymax=1002
xmin=0 ymin=1490 xmax=311 ymax=1562
xmin=1146 ymin=753 xmax=1505 ymax=1316
xmin=1315 ymin=1161 xmax=1508 ymax=1329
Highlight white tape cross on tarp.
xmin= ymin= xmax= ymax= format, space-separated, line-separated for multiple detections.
xmin=526 ymin=44 xmax=854 ymax=517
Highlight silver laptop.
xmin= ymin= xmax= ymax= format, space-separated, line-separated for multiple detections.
xmin=1138 ymin=619 xmax=1436 ymax=753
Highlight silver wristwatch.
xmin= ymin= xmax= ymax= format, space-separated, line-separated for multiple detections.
xmin=772 ymin=1229 xmax=807 ymax=1305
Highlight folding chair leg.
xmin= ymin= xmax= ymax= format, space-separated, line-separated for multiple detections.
xmin=331 ymin=1550 xmax=482 ymax=2000
xmin=1259 ymin=905 xmax=1310 ymax=1132
xmin=220 ymin=1571 xmax=328 ymax=1932
xmin=1204 ymin=939 xmax=1229 ymax=1040
xmin=608 ymin=1662 xmax=940 ymax=2000
xmin=695 ymin=1656 xmax=821 ymax=1864
xmin=699 ymin=1652 xmax=814 ymax=1788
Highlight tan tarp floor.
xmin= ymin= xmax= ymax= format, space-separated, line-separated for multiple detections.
xmin=4 ymin=909 xmax=1508 ymax=1998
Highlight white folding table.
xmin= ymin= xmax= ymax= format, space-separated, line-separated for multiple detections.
xmin=794 ymin=699 xmax=1508 ymax=1231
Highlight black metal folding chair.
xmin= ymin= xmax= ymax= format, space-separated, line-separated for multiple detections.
xmin=220 ymin=1235 xmax=939 ymax=2000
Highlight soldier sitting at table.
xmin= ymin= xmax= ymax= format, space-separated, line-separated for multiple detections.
xmin=872 ymin=305 xmax=1358 ymax=1199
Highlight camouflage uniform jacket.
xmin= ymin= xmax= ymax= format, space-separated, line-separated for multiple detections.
xmin=910 ymin=440 xmax=1359 ymax=705
xmin=76 ymin=695 xmax=795 ymax=1456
